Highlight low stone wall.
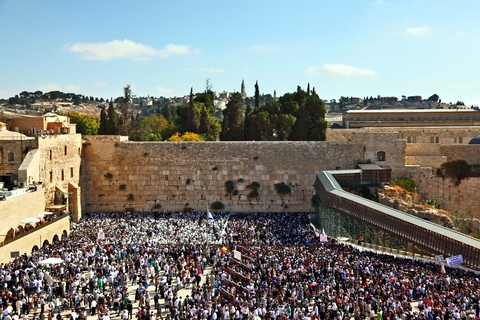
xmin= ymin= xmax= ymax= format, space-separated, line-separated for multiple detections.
xmin=0 ymin=215 xmax=69 ymax=263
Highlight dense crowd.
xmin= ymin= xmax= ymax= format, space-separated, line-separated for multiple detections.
xmin=0 ymin=211 xmax=479 ymax=320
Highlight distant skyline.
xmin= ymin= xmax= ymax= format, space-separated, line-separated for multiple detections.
xmin=1 ymin=0 xmax=480 ymax=106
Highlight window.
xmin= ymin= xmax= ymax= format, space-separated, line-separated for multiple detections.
xmin=49 ymin=171 xmax=53 ymax=183
xmin=50 ymin=150 xmax=52 ymax=160
xmin=70 ymin=167 xmax=74 ymax=178
xmin=454 ymin=137 xmax=457 ymax=143
xmin=407 ymin=137 xmax=412 ymax=143
xmin=61 ymin=170 xmax=64 ymax=181
xmin=430 ymin=136 xmax=435 ymax=143
xmin=377 ymin=151 xmax=386 ymax=161
xmin=412 ymin=136 xmax=416 ymax=143
xmin=459 ymin=137 xmax=463 ymax=143
xmin=7 ymin=152 xmax=14 ymax=162
xmin=435 ymin=136 xmax=439 ymax=144
xmin=64 ymin=145 xmax=67 ymax=155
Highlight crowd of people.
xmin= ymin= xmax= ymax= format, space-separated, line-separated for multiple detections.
xmin=0 ymin=211 xmax=479 ymax=320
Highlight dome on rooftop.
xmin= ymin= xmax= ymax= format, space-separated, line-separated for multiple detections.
xmin=468 ymin=135 xmax=480 ymax=145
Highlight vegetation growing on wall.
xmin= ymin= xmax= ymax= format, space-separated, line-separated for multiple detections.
xmin=210 ymin=201 xmax=225 ymax=210
xmin=393 ymin=177 xmax=418 ymax=192
xmin=441 ymin=158 xmax=471 ymax=186
xmin=426 ymin=199 xmax=441 ymax=209
xmin=119 ymin=184 xmax=126 ymax=190
xmin=311 ymin=194 xmax=320 ymax=208
xmin=127 ymin=194 xmax=134 ymax=201
xmin=104 ymin=172 xmax=113 ymax=179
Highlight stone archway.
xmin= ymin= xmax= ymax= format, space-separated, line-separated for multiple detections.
xmin=52 ymin=234 xmax=59 ymax=243
xmin=32 ymin=245 xmax=39 ymax=252
xmin=42 ymin=239 xmax=49 ymax=248
xmin=61 ymin=230 xmax=68 ymax=241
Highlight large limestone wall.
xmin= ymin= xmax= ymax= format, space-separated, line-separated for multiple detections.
xmin=83 ymin=136 xmax=367 ymax=213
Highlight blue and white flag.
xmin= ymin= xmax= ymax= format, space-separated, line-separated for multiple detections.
xmin=207 ymin=210 xmax=214 ymax=221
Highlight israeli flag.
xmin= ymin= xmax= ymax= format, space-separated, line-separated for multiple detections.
xmin=207 ymin=210 xmax=214 ymax=221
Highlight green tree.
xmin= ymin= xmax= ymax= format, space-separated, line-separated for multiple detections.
xmin=254 ymin=81 xmax=260 ymax=109
xmin=221 ymin=92 xmax=244 ymax=141
xmin=428 ymin=94 xmax=439 ymax=102
xmin=186 ymin=88 xmax=198 ymax=133
xmin=99 ymin=108 xmax=107 ymax=135
xmin=67 ymin=112 xmax=100 ymax=135
xmin=106 ymin=101 xmax=118 ymax=135
xmin=244 ymin=103 xmax=252 ymax=140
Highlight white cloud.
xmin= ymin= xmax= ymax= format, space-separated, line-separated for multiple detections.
xmin=65 ymin=84 xmax=81 ymax=92
xmin=38 ymin=83 xmax=61 ymax=92
xmin=68 ymin=39 xmax=196 ymax=61
xmin=307 ymin=64 xmax=376 ymax=77
xmin=94 ymin=82 xmax=109 ymax=87
xmin=157 ymin=87 xmax=174 ymax=95
xmin=250 ymin=45 xmax=277 ymax=52
xmin=405 ymin=25 xmax=430 ymax=36
xmin=183 ymin=68 xmax=225 ymax=73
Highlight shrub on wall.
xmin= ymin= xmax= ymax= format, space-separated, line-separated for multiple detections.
xmin=225 ymin=180 xmax=235 ymax=194
xmin=104 ymin=172 xmax=113 ymax=179
xmin=441 ymin=158 xmax=470 ymax=186
xmin=274 ymin=182 xmax=291 ymax=196
xmin=247 ymin=181 xmax=261 ymax=189
xmin=127 ymin=194 xmax=134 ymax=201
xmin=210 ymin=201 xmax=225 ymax=210
xmin=393 ymin=177 xmax=418 ymax=192
xmin=119 ymin=184 xmax=126 ymax=190
xmin=426 ymin=199 xmax=441 ymax=209
xmin=247 ymin=189 xmax=259 ymax=199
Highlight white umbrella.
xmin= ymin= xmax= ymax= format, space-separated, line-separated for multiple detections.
xmin=43 ymin=211 xmax=54 ymax=215
xmin=19 ymin=217 xmax=40 ymax=224
xmin=38 ymin=257 xmax=63 ymax=266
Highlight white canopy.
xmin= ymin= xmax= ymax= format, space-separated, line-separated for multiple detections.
xmin=38 ymin=258 xmax=63 ymax=266
xmin=19 ymin=217 xmax=40 ymax=224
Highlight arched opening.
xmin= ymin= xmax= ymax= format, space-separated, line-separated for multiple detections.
xmin=435 ymin=136 xmax=439 ymax=144
xmin=52 ymin=234 xmax=59 ymax=243
xmin=7 ymin=151 xmax=14 ymax=162
xmin=407 ymin=137 xmax=411 ymax=143
xmin=42 ymin=239 xmax=50 ymax=248
xmin=50 ymin=150 xmax=52 ymax=160
xmin=377 ymin=151 xmax=386 ymax=161
xmin=5 ymin=228 xmax=15 ymax=243
xmin=64 ymin=145 xmax=67 ymax=155
xmin=412 ymin=136 xmax=416 ymax=143
xmin=61 ymin=230 xmax=68 ymax=241
xmin=31 ymin=245 xmax=39 ymax=253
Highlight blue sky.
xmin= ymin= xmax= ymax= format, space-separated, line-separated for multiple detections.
xmin=1 ymin=0 xmax=480 ymax=106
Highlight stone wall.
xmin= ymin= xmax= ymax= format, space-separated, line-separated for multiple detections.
xmin=329 ymin=127 xmax=480 ymax=145
xmin=36 ymin=134 xmax=83 ymax=215
xmin=439 ymin=145 xmax=480 ymax=164
xmin=414 ymin=176 xmax=480 ymax=217
xmin=83 ymin=136 xmax=367 ymax=213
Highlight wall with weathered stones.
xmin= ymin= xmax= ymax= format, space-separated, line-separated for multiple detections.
xmin=36 ymin=134 xmax=83 ymax=216
xmin=439 ymin=145 xmax=480 ymax=164
xmin=413 ymin=176 xmax=480 ymax=218
xmin=329 ymin=127 xmax=480 ymax=145
xmin=83 ymin=136 xmax=369 ymax=213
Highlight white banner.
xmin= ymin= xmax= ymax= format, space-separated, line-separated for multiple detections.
xmin=446 ymin=254 xmax=463 ymax=267
xmin=435 ymin=255 xmax=444 ymax=262
xmin=233 ymin=250 xmax=241 ymax=261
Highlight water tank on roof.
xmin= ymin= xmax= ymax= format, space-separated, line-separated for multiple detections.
xmin=468 ymin=135 xmax=480 ymax=144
